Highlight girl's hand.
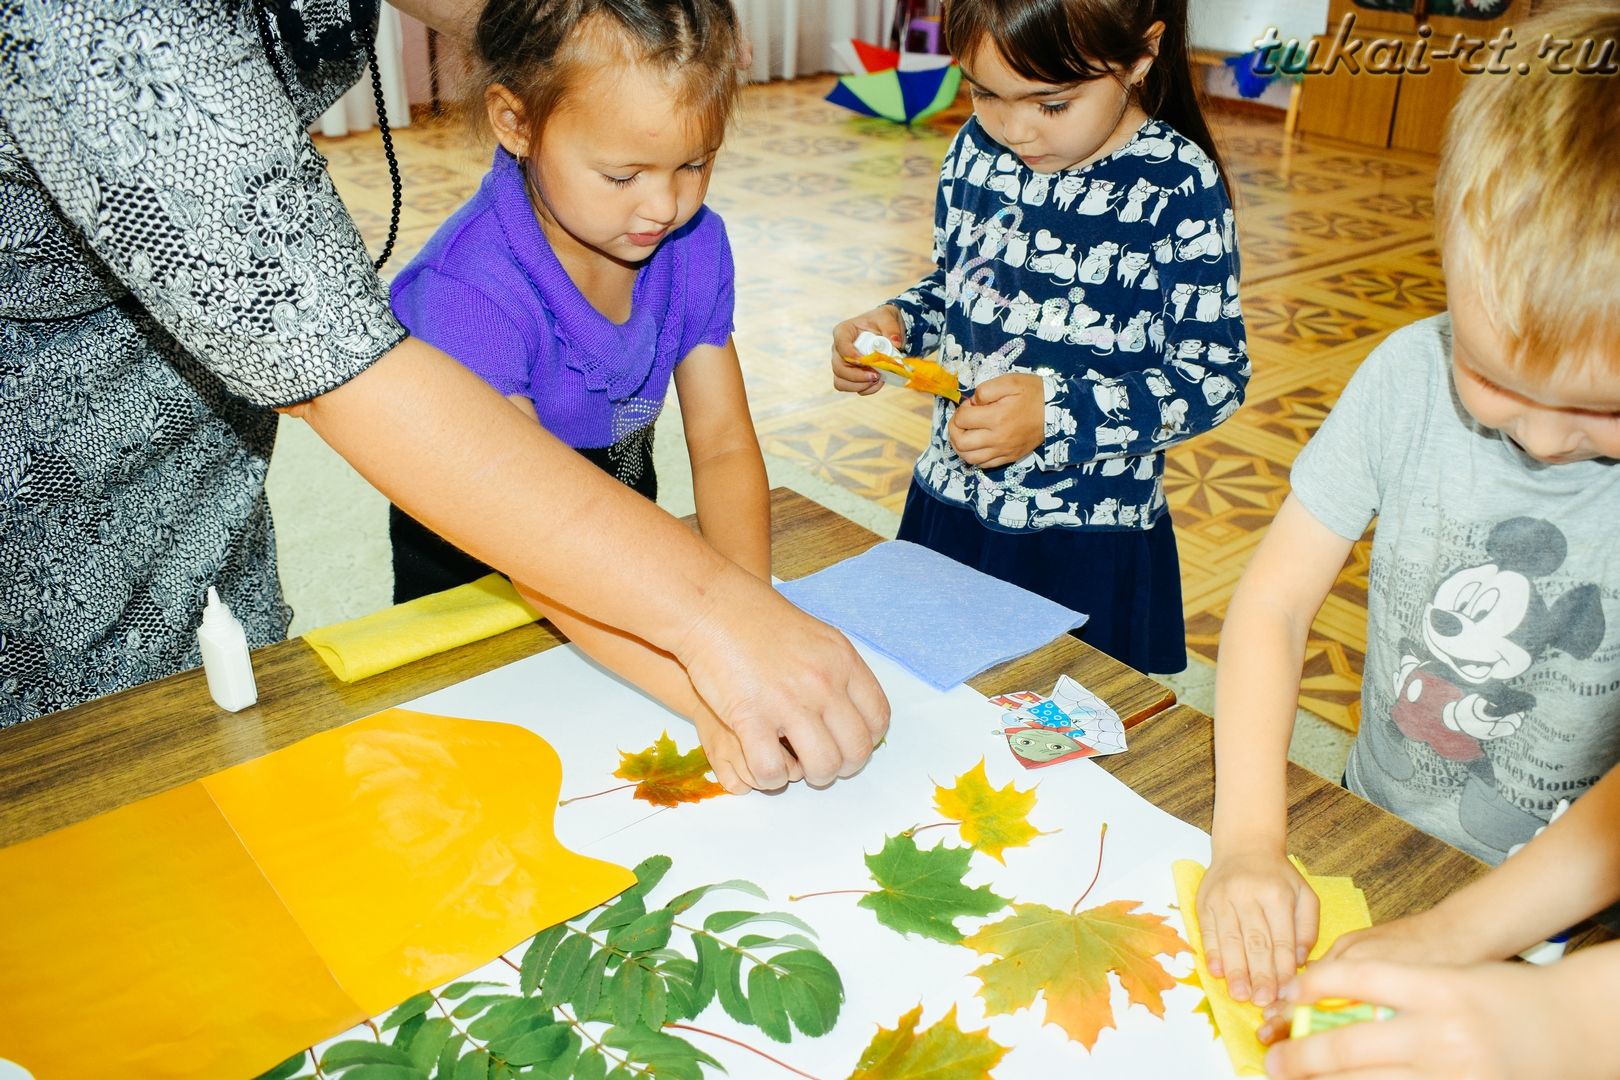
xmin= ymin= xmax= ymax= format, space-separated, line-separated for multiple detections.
xmin=1263 ymin=959 xmax=1596 ymax=1080
xmin=947 ymin=373 xmax=1043 ymax=468
xmin=831 ymin=305 xmax=906 ymax=395
xmin=1196 ymin=848 xmax=1320 ymax=1007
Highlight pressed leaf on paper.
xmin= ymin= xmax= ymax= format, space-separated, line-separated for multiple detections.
xmin=964 ymin=900 xmax=1191 ymax=1049
xmin=858 ymin=834 xmax=1009 ymax=943
xmin=613 ymin=731 xmax=726 ymax=807
xmin=847 ymin=1004 xmax=1008 ymax=1080
xmin=933 ymin=759 xmax=1041 ymax=863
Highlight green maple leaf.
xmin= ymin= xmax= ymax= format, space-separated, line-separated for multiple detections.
xmin=858 ymin=834 xmax=1009 ymax=943
xmin=964 ymin=900 xmax=1190 ymax=1050
xmin=847 ymin=1004 xmax=1008 ymax=1079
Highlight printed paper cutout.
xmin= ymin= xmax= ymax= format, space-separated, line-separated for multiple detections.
xmin=0 ymin=710 xmax=634 ymax=1080
xmin=998 ymin=675 xmax=1128 ymax=769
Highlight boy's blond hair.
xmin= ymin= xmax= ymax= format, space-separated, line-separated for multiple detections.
xmin=1436 ymin=1 xmax=1620 ymax=377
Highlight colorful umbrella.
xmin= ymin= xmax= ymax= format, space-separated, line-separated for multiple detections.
xmin=826 ymin=39 xmax=961 ymax=125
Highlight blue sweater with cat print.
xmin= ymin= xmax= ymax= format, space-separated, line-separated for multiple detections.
xmin=888 ymin=116 xmax=1248 ymax=532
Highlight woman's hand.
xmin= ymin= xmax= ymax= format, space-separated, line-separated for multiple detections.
xmin=831 ymin=305 xmax=906 ymax=395
xmin=947 ymin=373 xmax=1044 ymax=468
xmin=1196 ymin=848 xmax=1320 ymax=1007
xmin=675 ymin=566 xmax=890 ymax=789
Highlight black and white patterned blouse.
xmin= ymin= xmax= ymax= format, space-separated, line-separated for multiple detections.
xmin=0 ymin=0 xmax=406 ymax=725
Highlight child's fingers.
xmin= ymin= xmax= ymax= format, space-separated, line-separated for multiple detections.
xmin=1218 ymin=906 xmax=1259 ymax=1001
xmin=1255 ymin=899 xmax=1300 ymax=1007
xmin=1295 ymin=883 xmax=1321 ymax=965
xmin=1198 ymin=901 xmax=1226 ymax=977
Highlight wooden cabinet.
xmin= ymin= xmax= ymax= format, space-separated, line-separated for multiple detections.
xmin=1296 ymin=0 xmax=1535 ymax=151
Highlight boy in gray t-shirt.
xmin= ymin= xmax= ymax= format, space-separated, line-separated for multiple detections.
xmin=1189 ymin=21 xmax=1620 ymax=1016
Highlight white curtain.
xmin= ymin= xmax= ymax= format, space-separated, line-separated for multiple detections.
xmin=314 ymin=3 xmax=411 ymax=137
xmin=739 ymin=0 xmax=898 ymax=81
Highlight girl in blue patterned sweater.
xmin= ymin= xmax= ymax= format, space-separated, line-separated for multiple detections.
xmin=832 ymin=0 xmax=1248 ymax=674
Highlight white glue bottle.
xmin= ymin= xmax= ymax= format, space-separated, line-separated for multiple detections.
xmin=198 ymin=586 xmax=258 ymax=712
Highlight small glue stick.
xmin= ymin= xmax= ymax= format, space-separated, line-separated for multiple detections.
xmin=1291 ymin=998 xmax=1394 ymax=1039
xmin=197 ymin=586 xmax=258 ymax=712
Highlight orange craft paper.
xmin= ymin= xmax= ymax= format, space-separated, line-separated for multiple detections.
xmin=0 ymin=709 xmax=635 ymax=1080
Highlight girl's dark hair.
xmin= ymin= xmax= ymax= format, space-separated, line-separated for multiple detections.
xmin=473 ymin=0 xmax=742 ymax=146
xmin=943 ymin=0 xmax=1228 ymax=197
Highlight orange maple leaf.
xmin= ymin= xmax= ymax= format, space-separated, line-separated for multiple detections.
xmin=963 ymin=900 xmax=1191 ymax=1050
xmin=612 ymin=731 xmax=726 ymax=807
xmin=932 ymin=759 xmax=1042 ymax=863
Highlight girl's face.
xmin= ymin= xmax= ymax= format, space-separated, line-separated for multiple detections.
xmin=961 ymin=36 xmax=1157 ymax=174
xmin=490 ymin=62 xmax=718 ymax=268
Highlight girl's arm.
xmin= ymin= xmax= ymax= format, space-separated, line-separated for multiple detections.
xmin=1197 ymin=495 xmax=1356 ymax=1008
xmin=1327 ymin=763 xmax=1620 ymax=966
xmin=673 ymin=338 xmax=771 ymax=580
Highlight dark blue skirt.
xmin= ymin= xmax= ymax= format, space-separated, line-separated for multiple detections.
xmin=897 ymin=482 xmax=1188 ymax=675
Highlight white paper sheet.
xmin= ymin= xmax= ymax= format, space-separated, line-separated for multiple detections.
xmin=315 ymin=644 xmax=1235 ymax=1079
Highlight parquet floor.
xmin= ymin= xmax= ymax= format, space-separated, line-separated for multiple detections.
xmin=323 ymin=77 xmax=1445 ymax=732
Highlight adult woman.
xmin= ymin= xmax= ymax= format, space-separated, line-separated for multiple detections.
xmin=0 ymin=0 xmax=886 ymax=789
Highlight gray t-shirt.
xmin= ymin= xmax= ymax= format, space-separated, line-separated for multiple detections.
xmin=1291 ymin=314 xmax=1620 ymax=864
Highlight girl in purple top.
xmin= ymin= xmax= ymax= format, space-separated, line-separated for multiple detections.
xmin=389 ymin=0 xmax=775 ymax=791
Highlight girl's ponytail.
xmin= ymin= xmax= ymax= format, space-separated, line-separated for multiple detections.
xmin=943 ymin=0 xmax=1229 ymax=200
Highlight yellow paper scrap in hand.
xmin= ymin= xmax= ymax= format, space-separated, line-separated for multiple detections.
xmin=1172 ymin=857 xmax=1372 ymax=1076
xmin=858 ymin=351 xmax=963 ymax=403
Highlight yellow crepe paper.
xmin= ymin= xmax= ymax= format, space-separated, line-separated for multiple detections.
xmin=303 ymin=573 xmax=539 ymax=682
xmin=1172 ymin=857 xmax=1372 ymax=1075
xmin=0 ymin=709 xmax=635 ymax=1080
xmin=857 ymin=351 xmax=963 ymax=403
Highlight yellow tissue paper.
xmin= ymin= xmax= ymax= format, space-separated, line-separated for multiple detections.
xmin=857 ymin=351 xmax=964 ymax=403
xmin=1172 ymin=857 xmax=1373 ymax=1075
xmin=0 ymin=709 xmax=635 ymax=1080
xmin=303 ymin=572 xmax=539 ymax=681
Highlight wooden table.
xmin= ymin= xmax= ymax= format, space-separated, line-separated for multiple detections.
xmin=0 ymin=488 xmax=1493 ymax=930
xmin=0 ymin=489 xmax=1175 ymax=849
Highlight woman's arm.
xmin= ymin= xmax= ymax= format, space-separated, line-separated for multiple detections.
xmin=292 ymin=337 xmax=887 ymax=787
xmin=673 ymin=338 xmax=771 ymax=580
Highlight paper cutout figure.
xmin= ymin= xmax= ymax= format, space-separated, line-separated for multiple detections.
xmin=997 ymin=675 xmax=1127 ymax=769
xmin=0 ymin=710 xmax=634 ymax=1080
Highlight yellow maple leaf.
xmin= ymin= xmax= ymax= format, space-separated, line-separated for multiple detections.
xmin=933 ymin=759 xmax=1041 ymax=863
xmin=848 ymin=1004 xmax=1008 ymax=1079
xmin=964 ymin=900 xmax=1191 ymax=1050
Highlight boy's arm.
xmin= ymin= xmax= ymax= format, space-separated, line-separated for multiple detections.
xmin=1197 ymin=494 xmax=1357 ymax=1007
xmin=674 ymin=338 xmax=771 ymax=581
xmin=1328 ymin=763 xmax=1620 ymax=965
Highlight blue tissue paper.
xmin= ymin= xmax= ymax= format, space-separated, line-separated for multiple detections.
xmin=777 ymin=540 xmax=1088 ymax=690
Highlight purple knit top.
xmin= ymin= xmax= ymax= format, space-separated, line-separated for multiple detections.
xmin=390 ymin=149 xmax=736 ymax=447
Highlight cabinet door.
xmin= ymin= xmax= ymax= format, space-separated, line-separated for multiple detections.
xmin=1390 ymin=56 xmax=1467 ymax=153
xmin=1297 ymin=34 xmax=1403 ymax=145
